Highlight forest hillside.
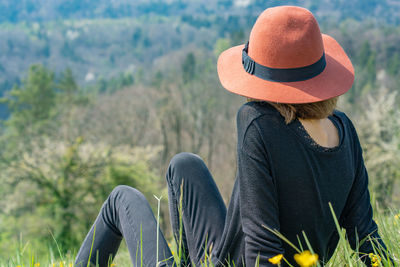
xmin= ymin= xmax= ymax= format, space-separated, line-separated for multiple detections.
xmin=0 ymin=0 xmax=399 ymax=264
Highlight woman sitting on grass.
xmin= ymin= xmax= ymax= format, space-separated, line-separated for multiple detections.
xmin=75 ymin=6 xmax=390 ymax=267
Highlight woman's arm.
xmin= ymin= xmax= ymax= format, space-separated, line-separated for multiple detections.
xmin=238 ymin=122 xmax=284 ymax=267
xmin=339 ymin=159 xmax=387 ymax=265
xmin=340 ymin=119 xmax=391 ymax=266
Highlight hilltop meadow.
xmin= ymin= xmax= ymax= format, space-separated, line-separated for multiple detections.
xmin=0 ymin=0 xmax=400 ymax=266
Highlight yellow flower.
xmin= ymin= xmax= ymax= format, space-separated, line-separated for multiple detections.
xmin=16 ymin=265 xmax=21 ymax=267
xmin=294 ymin=250 xmax=319 ymax=267
xmin=34 ymin=263 xmax=40 ymax=267
xmin=268 ymin=254 xmax=283 ymax=265
xmin=369 ymin=253 xmax=381 ymax=266
xmin=60 ymin=262 xmax=64 ymax=267
xmin=110 ymin=264 xmax=116 ymax=267
xmin=69 ymin=264 xmax=73 ymax=267
xmin=395 ymin=214 xmax=399 ymax=220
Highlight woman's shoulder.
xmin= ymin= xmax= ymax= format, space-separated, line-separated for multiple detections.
xmin=332 ymin=109 xmax=357 ymax=133
xmin=237 ymin=101 xmax=282 ymax=127
xmin=236 ymin=102 xmax=286 ymax=146
xmin=331 ymin=109 xmax=363 ymax=155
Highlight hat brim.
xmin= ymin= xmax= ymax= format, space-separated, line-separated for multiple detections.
xmin=217 ymin=34 xmax=354 ymax=104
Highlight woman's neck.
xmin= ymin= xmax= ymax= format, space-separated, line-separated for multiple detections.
xmin=298 ymin=118 xmax=339 ymax=148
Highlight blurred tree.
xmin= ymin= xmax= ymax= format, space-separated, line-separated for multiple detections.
xmin=75 ymin=86 xmax=151 ymax=147
xmin=365 ymin=51 xmax=377 ymax=83
xmin=387 ymin=53 xmax=400 ymax=76
xmin=131 ymin=28 xmax=142 ymax=46
xmin=358 ymin=41 xmax=372 ymax=66
xmin=214 ymin=38 xmax=231 ymax=58
xmin=56 ymin=68 xmax=89 ymax=141
xmin=95 ymin=76 xmax=108 ymax=94
xmin=151 ymin=71 xmax=164 ymax=88
xmin=230 ymin=29 xmax=245 ymax=46
xmin=354 ymin=87 xmax=400 ymax=207
xmin=182 ymin=53 xmax=196 ymax=84
xmin=58 ymin=68 xmax=78 ymax=98
xmin=60 ymin=40 xmax=82 ymax=62
xmin=217 ymin=0 xmax=233 ymax=9
xmin=0 ymin=64 xmax=55 ymax=135
xmin=0 ymin=136 xmax=161 ymax=253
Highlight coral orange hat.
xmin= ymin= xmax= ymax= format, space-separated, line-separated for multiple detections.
xmin=217 ymin=6 xmax=354 ymax=104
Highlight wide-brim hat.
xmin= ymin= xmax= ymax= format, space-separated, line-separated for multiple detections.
xmin=217 ymin=6 xmax=354 ymax=104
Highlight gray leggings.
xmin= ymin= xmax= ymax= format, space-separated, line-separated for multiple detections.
xmin=74 ymin=153 xmax=227 ymax=267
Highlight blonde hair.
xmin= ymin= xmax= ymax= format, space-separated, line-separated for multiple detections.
xmin=247 ymin=97 xmax=338 ymax=124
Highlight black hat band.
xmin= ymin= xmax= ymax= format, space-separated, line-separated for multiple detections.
xmin=242 ymin=41 xmax=326 ymax=82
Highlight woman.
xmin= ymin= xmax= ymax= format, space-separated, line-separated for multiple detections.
xmin=75 ymin=6 xmax=388 ymax=267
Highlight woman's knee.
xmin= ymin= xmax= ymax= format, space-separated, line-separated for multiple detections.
xmin=110 ymin=185 xmax=148 ymax=205
xmin=166 ymin=152 xmax=206 ymax=186
xmin=170 ymin=152 xmax=204 ymax=168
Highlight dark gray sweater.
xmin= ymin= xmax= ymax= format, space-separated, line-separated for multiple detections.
xmin=212 ymin=101 xmax=386 ymax=267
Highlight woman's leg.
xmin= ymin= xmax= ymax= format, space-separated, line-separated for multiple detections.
xmin=166 ymin=153 xmax=227 ymax=266
xmin=75 ymin=185 xmax=174 ymax=267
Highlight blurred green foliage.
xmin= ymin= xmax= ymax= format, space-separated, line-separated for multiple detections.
xmin=0 ymin=0 xmax=398 ymax=24
xmin=0 ymin=65 xmax=162 ymax=255
xmin=1 ymin=65 xmax=55 ymax=134
xmin=0 ymin=1 xmax=399 ymax=262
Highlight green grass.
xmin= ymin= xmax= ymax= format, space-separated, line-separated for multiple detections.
xmin=1 ymin=206 xmax=399 ymax=267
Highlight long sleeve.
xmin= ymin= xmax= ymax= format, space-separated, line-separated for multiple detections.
xmin=339 ymin=122 xmax=389 ymax=266
xmin=238 ymin=122 xmax=284 ymax=267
